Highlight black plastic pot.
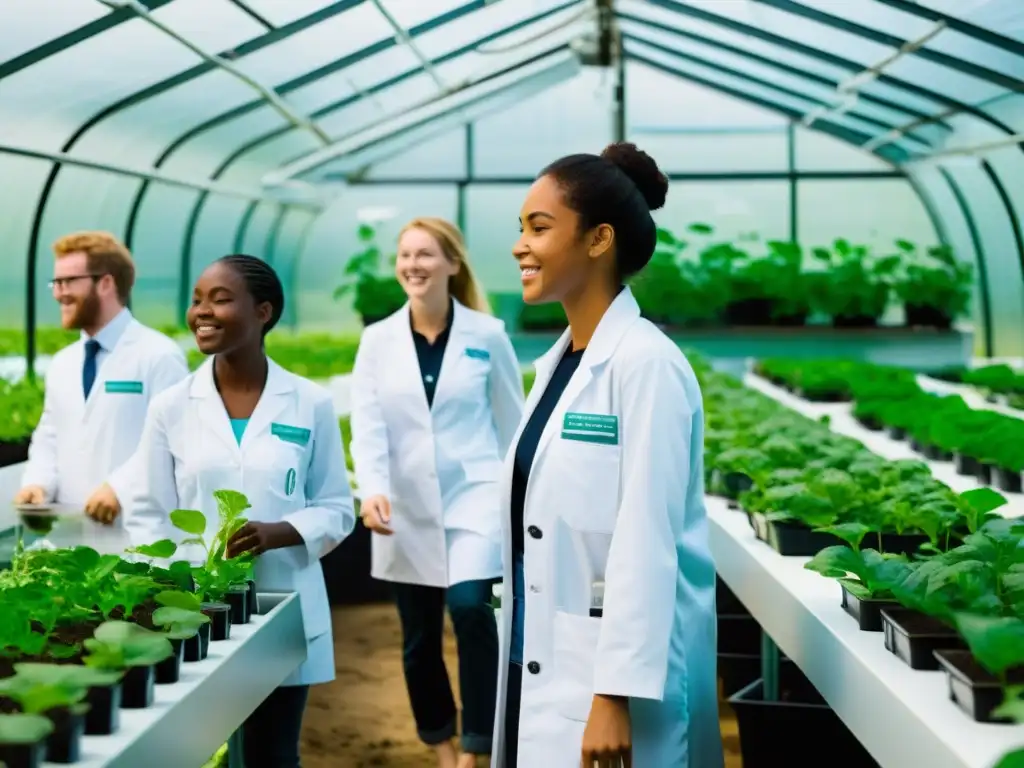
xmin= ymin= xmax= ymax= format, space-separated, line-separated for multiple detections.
xmin=729 ymin=664 xmax=880 ymax=768
xmin=749 ymin=512 xmax=769 ymax=543
xmin=44 ymin=708 xmax=85 ymax=764
xmin=716 ymin=577 xmax=748 ymax=616
xmin=155 ymin=638 xmax=184 ymax=684
xmin=855 ymin=415 xmax=883 ymax=431
xmin=0 ymin=438 xmax=30 ymax=469
xmin=226 ymin=584 xmax=251 ymax=625
xmin=886 ymin=425 xmax=907 ymax=441
xmin=246 ymin=579 xmax=259 ymax=616
xmin=905 ymin=303 xmax=953 ymax=330
xmin=718 ymin=615 xmax=762 ymax=655
xmin=183 ymin=622 xmax=210 ymax=662
xmin=203 ymin=602 xmax=232 ymax=641
xmin=832 ymin=314 xmax=878 ymax=329
xmin=723 ymin=472 xmax=753 ymax=500
xmin=840 ymin=586 xmax=899 ymax=632
xmin=881 ymin=607 xmax=966 ymax=670
xmin=977 ymin=463 xmax=994 ymax=486
xmin=765 ymin=520 xmax=840 ymax=556
xmin=922 ymin=444 xmax=953 ymax=462
xmin=84 ymin=682 xmax=121 ymax=735
xmin=954 ymin=453 xmax=980 ymax=477
xmin=0 ymin=740 xmax=46 ymax=768
xmin=877 ymin=532 xmax=931 ymax=557
xmin=934 ymin=649 xmax=1024 ymax=723
xmin=909 ymin=438 xmax=923 ymax=453
xmin=994 ymin=467 xmax=1023 ymax=494
xmin=121 ymin=665 xmax=155 ymax=709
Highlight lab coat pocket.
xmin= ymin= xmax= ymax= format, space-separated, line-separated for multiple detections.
xmin=558 ymin=441 xmax=621 ymax=533
xmin=553 ymin=610 xmax=602 ymax=723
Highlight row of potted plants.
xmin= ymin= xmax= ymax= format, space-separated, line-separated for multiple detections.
xmin=755 ymin=358 xmax=1024 ymax=493
xmin=185 ymin=332 xmax=360 ymax=380
xmin=693 ymin=355 xmax=1024 ymax=745
xmin=0 ymin=489 xmax=260 ymax=766
xmin=931 ymin=363 xmax=1024 ymax=412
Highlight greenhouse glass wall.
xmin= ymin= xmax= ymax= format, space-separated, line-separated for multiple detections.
xmin=2 ymin=1 xmax=1024 ymax=766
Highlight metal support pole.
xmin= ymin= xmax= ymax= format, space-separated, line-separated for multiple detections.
xmin=761 ymin=631 xmax=780 ymax=701
xmin=614 ymin=27 xmax=626 ymax=142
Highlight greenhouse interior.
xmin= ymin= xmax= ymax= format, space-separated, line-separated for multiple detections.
xmin=2 ymin=0 xmax=1024 ymax=766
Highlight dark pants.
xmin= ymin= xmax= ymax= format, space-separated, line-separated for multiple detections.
xmin=241 ymin=684 xmax=310 ymax=767
xmin=393 ymin=578 xmax=499 ymax=754
xmin=503 ymin=663 xmax=523 ymax=768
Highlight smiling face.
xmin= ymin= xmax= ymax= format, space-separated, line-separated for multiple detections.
xmin=186 ymin=261 xmax=270 ymax=355
xmin=395 ymin=226 xmax=458 ymax=304
xmin=514 ymin=174 xmax=616 ymax=305
xmin=52 ymin=252 xmax=104 ymax=330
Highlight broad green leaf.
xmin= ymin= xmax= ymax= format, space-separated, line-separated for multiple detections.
xmin=954 ymin=614 xmax=1024 ymax=675
xmin=170 ymin=508 xmax=207 ymax=535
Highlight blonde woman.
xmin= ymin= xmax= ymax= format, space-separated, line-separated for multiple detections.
xmin=350 ymin=217 xmax=525 ymax=767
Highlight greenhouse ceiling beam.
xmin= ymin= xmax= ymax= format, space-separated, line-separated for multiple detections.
xmin=265 ymin=45 xmax=574 ymax=185
xmin=617 ymin=11 xmax=948 ymax=129
xmin=747 ymin=0 xmax=1024 ymax=93
xmin=0 ymin=0 xmax=174 ymax=81
xmin=624 ymin=33 xmax=930 ymax=151
xmin=96 ymin=0 xmax=332 ymax=145
xmin=225 ymin=0 xmax=275 ymax=30
xmin=980 ymin=161 xmax=1024 ymax=296
xmin=906 ymin=132 xmax=1024 ymax=163
xmin=626 ymin=50 xmax=905 ymax=165
xmin=342 ymin=170 xmax=904 ymax=184
xmin=641 ymin=0 xmax=1021 ymax=140
xmin=371 ymin=0 xmax=446 ymax=89
xmin=862 ymin=103 xmax=967 ymax=152
xmin=833 ymin=19 xmax=947 ymax=94
xmin=0 ymin=142 xmax=314 ymax=207
xmin=872 ymin=0 xmax=1024 ymax=58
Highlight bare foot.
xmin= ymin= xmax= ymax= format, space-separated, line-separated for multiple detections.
xmin=433 ymin=740 xmax=459 ymax=768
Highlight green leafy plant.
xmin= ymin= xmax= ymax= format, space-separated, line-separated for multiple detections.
xmin=809 ymin=238 xmax=900 ymax=325
xmin=893 ymin=240 xmax=972 ymax=328
xmin=333 ymin=223 xmax=405 ymax=325
xmin=170 ymin=490 xmax=255 ymax=603
xmin=0 ymin=712 xmax=54 ymax=745
xmin=82 ymin=621 xmax=174 ymax=670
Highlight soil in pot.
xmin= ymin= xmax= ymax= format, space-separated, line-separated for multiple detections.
xmin=766 ymin=520 xmax=840 ymax=557
xmin=84 ymin=682 xmax=121 ymax=735
xmin=0 ymin=741 xmax=46 ymax=768
xmin=717 ymin=615 xmax=762 ymax=656
xmin=955 ymin=453 xmax=980 ymax=477
xmin=841 ymin=586 xmax=899 ymax=632
xmin=202 ymin=602 xmax=232 ymax=641
xmin=994 ymin=467 xmax=1023 ymax=494
xmin=886 ymin=425 xmax=906 ymax=441
xmin=155 ymin=638 xmax=184 ymax=685
xmin=934 ymin=649 xmax=1024 ymax=723
xmin=729 ymin=663 xmax=879 ymax=768
xmin=120 ymin=665 xmax=155 ymax=709
xmin=881 ymin=607 xmax=966 ymax=670
xmin=246 ymin=579 xmax=259 ymax=616
xmin=226 ymin=584 xmax=251 ymax=625
xmin=43 ymin=707 xmax=85 ymax=764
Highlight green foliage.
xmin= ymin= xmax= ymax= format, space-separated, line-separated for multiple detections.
xmin=188 ymin=331 xmax=361 ymax=380
xmin=0 ymin=712 xmax=54 ymax=744
xmin=333 ymin=222 xmax=406 ymax=325
xmin=0 ymin=378 xmax=44 ymax=443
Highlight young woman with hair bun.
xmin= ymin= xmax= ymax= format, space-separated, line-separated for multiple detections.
xmin=492 ymin=144 xmax=723 ymax=768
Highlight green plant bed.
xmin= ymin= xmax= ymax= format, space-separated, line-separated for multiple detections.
xmin=188 ymin=332 xmax=361 ymax=379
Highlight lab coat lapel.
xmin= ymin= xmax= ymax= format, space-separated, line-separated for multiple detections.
xmin=392 ymin=305 xmax=433 ymax=428
xmin=530 ymin=288 xmax=642 ymax=466
xmin=190 ymin=359 xmax=239 ymax=456
xmin=243 ymin=360 xmax=294 ymax=450
xmin=82 ymin=320 xmax=141 ymax=420
xmin=429 ymin=300 xmax=467 ymax=413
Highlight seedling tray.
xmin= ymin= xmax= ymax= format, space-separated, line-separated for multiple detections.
xmin=840 ymin=586 xmax=899 ymax=632
xmin=934 ymin=649 xmax=1024 ymax=723
xmin=765 ymin=520 xmax=840 ymax=556
xmin=881 ymin=607 xmax=966 ymax=670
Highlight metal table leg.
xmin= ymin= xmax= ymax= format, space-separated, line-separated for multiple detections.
xmin=761 ymin=630 xmax=780 ymax=701
xmin=227 ymin=729 xmax=245 ymax=768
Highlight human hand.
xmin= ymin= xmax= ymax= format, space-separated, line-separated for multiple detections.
xmin=580 ymin=694 xmax=632 ymax=768
xmin=360 ymin=495 xmax=393 ymax=535
xmin=226 ymin=521 xmax=302 ymax=558
xmin=14 ymin=485 xmax=47 ymax=506
xmin=84 ymin=482 xmax=121 ymax=525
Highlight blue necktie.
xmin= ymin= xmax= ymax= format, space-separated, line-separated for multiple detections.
xmin=83 ymin=339 xmax=101 ymax=400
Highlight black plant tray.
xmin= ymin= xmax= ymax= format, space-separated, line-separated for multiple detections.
xmin=886 ymin=425 xmax=907 ymax=441
xmin=954 ymin=452 xmax=980 ymax=476
xmin=935 ymin=649 xmax=1024 ymax=723
xmin=855 ymin=415 xmax=883 ymax=431
xmin=881 ymin=607 xmax=966 ymax=670
xmin=841 ymin=586 xmax=899 ymax=632
xmin=718 ymin=614 xmax=762 ymax=655
xmin=994 ymin=467 xmax=1023 ymax=494
xmin=765 ymin=520 xmax=841 ymax=556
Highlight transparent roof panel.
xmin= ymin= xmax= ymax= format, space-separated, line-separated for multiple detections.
xmin=240 ymin=0 xmax=357 ymax=28
xmin=906 ymin=0 xmax=1024 ymax=42
xmin=0 ymin=0 xmax=107 ymax=62
xmin=381 ymin=0 xmax=473 ymax=29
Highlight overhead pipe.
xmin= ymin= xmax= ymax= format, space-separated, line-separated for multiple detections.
xmin=906 ymin=132 xmax=1024 ymax=164
xmin=862 ymin=103 xmax=965 ymax=151
xmin=837 ymin=20 xmax=947 ymax=93
xmin=96 ymin=0 xmax=332 ymax=145
xmin=370 ymin=0 xmax=446 ymax=89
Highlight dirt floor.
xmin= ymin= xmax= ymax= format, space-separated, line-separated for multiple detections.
xmin=300 ymin=604 xmax=742 ymax=768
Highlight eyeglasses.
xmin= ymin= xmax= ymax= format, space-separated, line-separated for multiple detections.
xmin=48 ymin=274 xmax=104 ymax=291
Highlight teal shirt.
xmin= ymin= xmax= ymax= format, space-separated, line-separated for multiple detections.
xmin=230 ymin=418 xmax=249 ymax=445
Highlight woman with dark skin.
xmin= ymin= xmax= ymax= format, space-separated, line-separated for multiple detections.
xmin=491 ymin=144 xmax=722 ymax=768
xmin=128 ymin=255 xmax=354 ymax=767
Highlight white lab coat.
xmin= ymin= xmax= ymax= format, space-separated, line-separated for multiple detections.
xmin=125 ymin=357 xmax=356 ymax=686
xmin=21 ymin=313 xmax=188 ymax=511
xmin=491 ymin=288 xmax=723 ymax=768
xmin=350 ymin=300 xmax=524 ymax=588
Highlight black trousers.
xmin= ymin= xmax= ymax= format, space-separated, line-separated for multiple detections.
xmin=393 ymin=578 xmax=500 ymax=754
xmin=241 ymin=684 xmax=310 ymax=767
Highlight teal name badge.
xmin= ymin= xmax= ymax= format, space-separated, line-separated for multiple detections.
xmin=272 ymin=423 xmax=311 ymax=446
xmin=561 ymin=412 xmax=619 ymax=445
xmin=284 ymin=468 xmax=297 ymax=496
xmin=105 ymin=380 xmax=143 ymax=394
xmin=465 ymin=347 xmax=490 ymax=361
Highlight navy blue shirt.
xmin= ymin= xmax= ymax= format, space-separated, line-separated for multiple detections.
xmin=410 ymin=300 xmax=454 ymax=408
xmin=510 ymin=345 xmax=586 ymax=554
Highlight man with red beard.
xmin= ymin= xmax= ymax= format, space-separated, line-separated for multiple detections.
xmin=14 ymin=231 xmax=188 ymax=528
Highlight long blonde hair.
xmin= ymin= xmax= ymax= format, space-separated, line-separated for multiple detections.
xmin=399 ymin=217 xmax=491 ymax=314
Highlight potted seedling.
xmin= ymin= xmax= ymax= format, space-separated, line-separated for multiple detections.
xmin=82 ymin=621 xmax=173 ymax=709
xmin=151 ymin=590 xmax=211 ymax=675
xmin=0 ymin=713 xmax=53 ymax=768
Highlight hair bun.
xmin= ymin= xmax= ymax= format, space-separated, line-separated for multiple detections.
xmin=600 ymin=142 xmax=668 ymax=211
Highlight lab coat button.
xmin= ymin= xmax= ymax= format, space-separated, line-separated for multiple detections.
xmin=529 ymin=584 xmax=540 ymax=593
xmin=527 ymin=525 xmax=542 ymax=539
xmin=527 ymin=661 xmax=540 ymax=674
